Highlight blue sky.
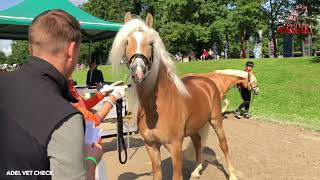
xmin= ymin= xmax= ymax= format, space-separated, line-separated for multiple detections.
xmin=0 ymin=0 xmax=88 ymax=56
xmin=0 ymin=0 xmax=23 ymax=10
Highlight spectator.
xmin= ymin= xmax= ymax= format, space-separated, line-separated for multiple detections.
xmin=86 ymin=61 xmax=104 ymax=86
xmin=212 ymin=42 xmax=219 ymax=59
xmin=0 ymin=10 xmax=101 ymax=180
xmin=175 ymin=52 xmax=182 ymax=62
xmin=224 ymin=41 xmax=230 ymax=59
xmin=208 ymin=48 xmax=214 ymax=59
xmin=200 ymin=49 xmax=208 ymax=61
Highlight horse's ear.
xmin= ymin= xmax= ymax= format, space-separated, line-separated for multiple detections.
xmin=145 ymin=13 xmax=153 ymax=28
xmin=124 ymin=12 xmax=132 ymax=23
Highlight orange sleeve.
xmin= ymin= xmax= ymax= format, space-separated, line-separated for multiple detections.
xmin=72 ymin=103 xmax=101 ymax=126
xmin=83 ymin=91 xmax=105 ymax=109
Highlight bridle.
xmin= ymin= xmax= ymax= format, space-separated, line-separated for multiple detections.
xmin=247 ymin=73 xmax=259 ymax=97
xmin=127 ymin=52 xmax=153 ymax=70
xmin=125 ymin=42 xmax=154 ymax=71
xmin=247 ymin=72 xmax=258 ymax=90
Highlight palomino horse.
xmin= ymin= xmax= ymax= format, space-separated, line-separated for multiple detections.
xmin=185 ymin=69 xmax=259 ymax=113
xmin=110 ymin=12 xmax=237 ymax=180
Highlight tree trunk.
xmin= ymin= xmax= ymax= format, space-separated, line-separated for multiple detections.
xmin=271 ymin=21 xmax=278 ymax=58
xmin=272 ymin=30 xmax=278 ymax=58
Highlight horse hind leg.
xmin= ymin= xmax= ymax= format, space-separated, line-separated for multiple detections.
xmin=209 ymin=112 xmax=237 ymax=180
xmin=221 ymin=97 xmax=230 ymax=113
xmin=190 ymin=133 xmax=203 ymax=178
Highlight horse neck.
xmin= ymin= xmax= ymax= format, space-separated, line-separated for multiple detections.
xmin=217 ymin=74 xmax=246 ymax=94
xmin=136 ymin=62 xmax=177 ymax=106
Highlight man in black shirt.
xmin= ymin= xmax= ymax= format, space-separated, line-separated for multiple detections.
xmin=0 ymin=10 xmax=102 ymax=180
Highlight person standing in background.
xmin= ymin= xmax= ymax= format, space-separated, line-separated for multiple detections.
xmin=224 ymin=41 xmax=229 ymax=59
xmin=86 ymin=61 xmax=104 ymax=86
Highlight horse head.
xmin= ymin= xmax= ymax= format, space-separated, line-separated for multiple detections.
xmin=235 ymin=72 xmax=259 ymax=95
xmin=247 ymin=73 xmax=259 ymax=95
xmin=122 ymin=12 xmax=155 ymax=83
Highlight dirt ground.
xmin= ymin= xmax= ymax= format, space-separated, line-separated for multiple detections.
xmin=100 ymin=113 xmax=320 ymax=180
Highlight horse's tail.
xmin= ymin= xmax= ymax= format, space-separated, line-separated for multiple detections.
xmin=184 ymin=122 xmax=211 ymax=161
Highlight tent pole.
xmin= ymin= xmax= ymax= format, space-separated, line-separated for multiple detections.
xmin=88 ymin=40 xmax=92 ymax=64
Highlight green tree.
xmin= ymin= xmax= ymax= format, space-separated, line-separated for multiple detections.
xmin=7 ymin=41 xmax=30 ymax=64
xmin=81 ymin=0 xmax=134 ymax=64
xmin=295 ymin=0 xmax=320 ymax=17
xmin=262 ymin=0 xmax=291 ymax=57
xmin=0 ymin=51 xmax=7 ymax=64
xmin=229 ymin=0 xmax=267 ymax=57
xmin=294 ymin=0 xmax=320 ymax=54
xmin=149 ymin=0 xmax=231 ymax=57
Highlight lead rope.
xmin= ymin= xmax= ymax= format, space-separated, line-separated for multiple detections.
xmin=116 ymin=98 xmax=128 ymax=164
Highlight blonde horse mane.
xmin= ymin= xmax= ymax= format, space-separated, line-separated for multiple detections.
xmin=214 ymin=69 xmax=248 ymax=78
xmin=109 ymin=17 xmax=189 ymax=121
xmin=214 ymin=69 xmax=257 ymax=84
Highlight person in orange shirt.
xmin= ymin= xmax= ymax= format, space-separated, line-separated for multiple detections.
xmin=69 ymin=80 xmax=126 ymax=126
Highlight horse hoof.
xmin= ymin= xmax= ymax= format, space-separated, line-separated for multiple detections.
xmin=191 ymin=171 xmax=201 ymax=178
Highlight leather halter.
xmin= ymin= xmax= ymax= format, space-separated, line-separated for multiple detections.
xmin=126 ymin=44 xmax=154 ymax=70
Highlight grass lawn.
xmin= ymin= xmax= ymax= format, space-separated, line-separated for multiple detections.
xmin=72 ymin=57 xmax=320 ymax=131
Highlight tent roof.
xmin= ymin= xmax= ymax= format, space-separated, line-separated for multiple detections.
xmin=0 ymin=0 xmax=123 ymax=42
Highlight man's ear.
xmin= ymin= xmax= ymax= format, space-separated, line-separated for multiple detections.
xmin=66 ymin=42 xmax=77 ymax=61
xmin=29 ymin=44 xmax=33 ymax=54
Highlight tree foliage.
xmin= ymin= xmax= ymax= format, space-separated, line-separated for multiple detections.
xmin=9 ymin=41 xmax=30 ymax=64
xmin=1 ymin=0 xmax=319 ymax=64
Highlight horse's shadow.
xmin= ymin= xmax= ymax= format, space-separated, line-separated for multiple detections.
xmin=118 ymin=172 xmax=152 ymax=180
xmin=116 ymin=144 xmax=229 ymax=180
xmin=102 ymin=136 xmax=144 ymax=152
xmin=223 ymin=110 xmax=236 ymax=119
xmin=161 ymin=146 xmax=229 ymax=180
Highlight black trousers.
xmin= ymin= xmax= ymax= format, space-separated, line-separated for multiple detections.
xmin=238 ymin=88 xmax=251 ymax=113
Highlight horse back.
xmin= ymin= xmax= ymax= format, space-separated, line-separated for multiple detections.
xmin=181 ymin=75 xmax=221 ymax=136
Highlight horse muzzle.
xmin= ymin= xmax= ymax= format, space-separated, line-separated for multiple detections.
xmin=252 ymin=86 xmax=260 ymax=95
xmin=130 ymin=60 xmax=147 ymax=83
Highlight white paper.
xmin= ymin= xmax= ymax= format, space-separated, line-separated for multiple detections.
xmin=85 ymin=121 xmax=103 ymax=144
xmin=95 ymin=161 xmax=108 ymax=180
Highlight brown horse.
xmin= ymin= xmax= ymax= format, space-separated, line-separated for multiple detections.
xmin=185 ymin=70 xmax=259 ymax=113
xmin=110 ymin=12 xmax=237 ymax=180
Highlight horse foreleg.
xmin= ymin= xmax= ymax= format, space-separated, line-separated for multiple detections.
xmin=170 ymin=141 xmax=183 ymax=180
xmin=210 ymin=115 xmax=237 ymax=180
xmin=221 ymin=97 xmax=230 ymax=113
xmin=145 ymin=143 xmax=162 ymax=180
xmin=190 ymin=133 xmax=203 ymax=178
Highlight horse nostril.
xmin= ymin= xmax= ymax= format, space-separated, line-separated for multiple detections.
xmin=142 ymin=66 xmax=147 ymax=73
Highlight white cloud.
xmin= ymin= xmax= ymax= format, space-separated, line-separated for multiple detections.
xmin=69 ymin=0 xmax=88 ymax=6
xmin=0 ymin=40 xmax=12 ymax=56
